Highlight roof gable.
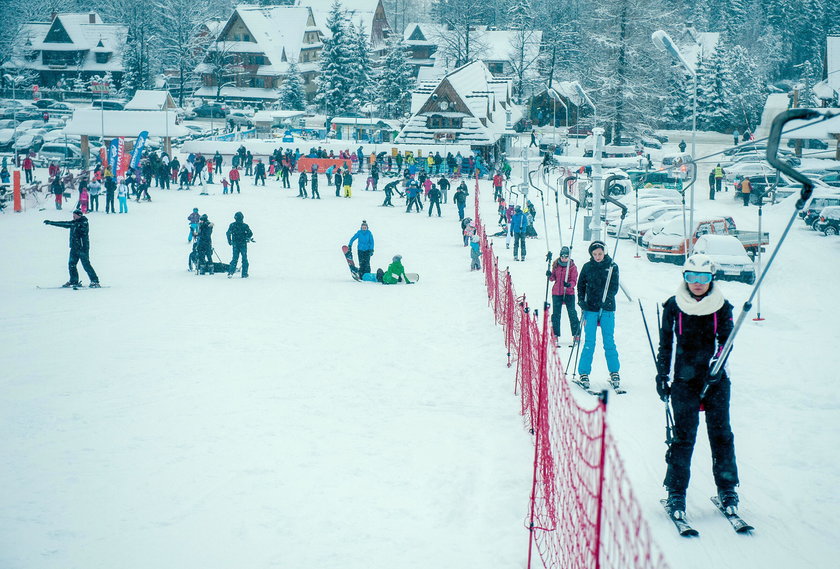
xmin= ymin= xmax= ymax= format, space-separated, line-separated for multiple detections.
xmin=408 ymin=25 xmax=425 ymax=41
xmin=44 ymin=18 xmax=73 ymax=44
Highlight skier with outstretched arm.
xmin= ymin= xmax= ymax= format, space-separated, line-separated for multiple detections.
xmin=43 ymin=208 xmax=101 ymax=288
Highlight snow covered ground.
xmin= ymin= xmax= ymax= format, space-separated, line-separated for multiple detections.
xmin=1 ymin=135 xmax=839 ymax=569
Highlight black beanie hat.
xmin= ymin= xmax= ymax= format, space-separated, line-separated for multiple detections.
xmin=588 ymin=240 xmax=606 ymax=256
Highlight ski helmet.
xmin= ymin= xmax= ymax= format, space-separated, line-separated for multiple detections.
xmin=393 ymin=254 xmax=402 ymax=262
xmin=683 ymin=253 xmax=716 ymax=275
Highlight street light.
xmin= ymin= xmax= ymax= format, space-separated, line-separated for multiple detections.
xmin=547 ymin=87 xmax=569 ymax=146
xmin=652 ymin=29 xmax=698 ymax=252
xmin=573 ymin=82 xmax=596 ymax=129
xmin=3 ymin=73 xmax=26 ymax=163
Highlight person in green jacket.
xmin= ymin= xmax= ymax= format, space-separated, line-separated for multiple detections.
xmin=382 ymin=254 xmax=412 ymax=284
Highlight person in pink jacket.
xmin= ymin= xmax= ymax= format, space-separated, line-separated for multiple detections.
xmin=547 ymin=246 xmax=581 ymax=345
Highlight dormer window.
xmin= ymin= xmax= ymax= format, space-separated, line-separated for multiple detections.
xmin=95 ymin=52 xmax=110 ymax=64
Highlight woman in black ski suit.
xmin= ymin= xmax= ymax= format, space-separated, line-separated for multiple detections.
xmin=656 ymin=253 xmax=740 ymax=519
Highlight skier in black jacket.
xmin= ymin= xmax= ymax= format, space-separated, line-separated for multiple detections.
xmin=576 ymin=240 xmax=620 ymax=390
xmin=196 ymin=214 xmax=214 ymax=268
xmin=44 ymin=208 xmax=100 ymax=287
xmin=226 ymin=211 xmax=253 ymax=278
xmin=656 ymin=253 xmax=739 ymax=520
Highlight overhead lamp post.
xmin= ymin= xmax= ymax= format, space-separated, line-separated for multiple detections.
xmin=548 ymin=87 xmax=569 ymax=147
xmin=573 ymin=82 xmax=596 ymax=129
xmin=653 ymin=29 xmax=697 ymax=251
xmin=3 ymin=73 xmax=25 ymax=162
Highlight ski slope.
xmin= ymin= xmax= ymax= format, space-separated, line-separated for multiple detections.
xmin=1 ymin=151 xmax=838 ymax=568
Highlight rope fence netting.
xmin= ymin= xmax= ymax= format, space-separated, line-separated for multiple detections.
xmin=472 ymin=175 xmax=669 ymax=569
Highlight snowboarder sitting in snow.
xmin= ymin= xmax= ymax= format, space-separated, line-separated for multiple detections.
xmin=379 ymin=254 xmax=412 ymax=284
xmin=656 ymin=253 xmax=739 ymax=521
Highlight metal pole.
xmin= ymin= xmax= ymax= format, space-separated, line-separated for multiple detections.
xmin=590 ymin=128 xmax=605 ymax=240
xmin=689 ymin=73 xmax=697 ymax=255
xmin=753 ymin=201 xmax=765 ymax=321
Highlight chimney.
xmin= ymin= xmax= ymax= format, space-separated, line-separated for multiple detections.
xmin=50 ymin=11 xmax=57 ymax=21
xmin=89 ymin=12 xmax=96 ymax=24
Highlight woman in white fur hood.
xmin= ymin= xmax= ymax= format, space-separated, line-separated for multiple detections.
xmin=655 ymin=253 xmax=742 ymax=520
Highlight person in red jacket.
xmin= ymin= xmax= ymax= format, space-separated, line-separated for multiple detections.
xmin=22 ymin=155 xmax=34 ymax=183
xmin=492 ymin=172 xmax=504 ymax=201
xmin=229 ymin=167 xmax=241 ymax=193
xmin=547 ymin=246 xmax=581 ymax=345
xmin=48 ymin=162 xmax=60 ymax=179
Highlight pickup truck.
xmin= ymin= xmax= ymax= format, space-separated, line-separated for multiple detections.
xmin=646 ymin=216 xmax=770 ymax=264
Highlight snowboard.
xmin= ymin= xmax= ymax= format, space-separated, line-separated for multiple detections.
xmin=360 ymin=272 xmax=420 ymax=284
xmin=341 ymin=245 xmax=361 ymax=281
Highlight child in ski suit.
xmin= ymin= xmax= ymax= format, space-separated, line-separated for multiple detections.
xmin=469 ymin=234 xmax=481 ymax=271
xmin=188 ymin=208 xmax=200 ymax=242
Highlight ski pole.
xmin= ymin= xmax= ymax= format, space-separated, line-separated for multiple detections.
xmin=703 ymin=108 xmax=828 ymax=399
xmin=543 ymin=251 xmax=553 ymax=306
xmin=640 ymin=299 xmax=676 ymax=444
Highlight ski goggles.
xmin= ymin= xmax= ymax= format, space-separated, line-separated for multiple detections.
xmin=684 ymin=271 xmax=713 ymax=284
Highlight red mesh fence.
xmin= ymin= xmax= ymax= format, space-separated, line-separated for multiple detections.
xmin=472 ymin=174 xmax=670 ymax=569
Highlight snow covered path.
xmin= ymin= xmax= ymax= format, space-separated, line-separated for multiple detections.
xmin=0 ymin=177 xmax=533 ymax=568
xmin=2 ymin=163 xmax=839 ymax=569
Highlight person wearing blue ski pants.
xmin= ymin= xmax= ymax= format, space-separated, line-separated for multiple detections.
xmin=577 ymin=310 xmax=620 ymax=375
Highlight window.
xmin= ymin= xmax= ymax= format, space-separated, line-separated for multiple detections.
xmin=487 ymin=62 xmax=504 ymax=74
xmin=243 ymin=34 xmax=251 ymax=41
xmin=95 ymin=52 xmax=110 ymax=64
xmin=43 ymin=50 xmax=81 ymax=66
xmin=426 ymin=115 xmax=462 ymax=129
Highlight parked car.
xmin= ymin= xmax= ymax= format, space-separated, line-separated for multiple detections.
xmin=33 ymin=98 xmax=58 ymax=109
xmin=814 ymin=206 xmax=840 ymax=236
xmin=640 ymin=127 xmax=669 ymax=143
xmin=42 ymin=102 xmax=74 ymax=115
xmin=91 ymin=99 xmax=126 ymax=111
xmin=692 ymin=235 xmax=756 ymax=284
xmin=729 ymin=174 xmax=800 ymax=204
xmin=227 ymin=111 xmax=254 ymax=127
xmin=16 ymin=119 xmax=46 ymax=131
xmin=787 ymin=138 xmax=829 ymax=150
xmin=661 ymin=152 xmax=693 ymax=168
xmin=626 ymin=169 xmax=685 ymax=190
xmin=800 ymin=193 xmax=840 ymax=229
xmin=646 ymin=215 xmax=769 ymax=264
xmin=724 ymin=161 xmax=778 ymax=183
xmin=193 ymin=104 xmax=227 ymax=118
xmin=13 ymin=133 xmax=44 ymax=153
xmin=0 ymin=119 xmax=19 ymax=130
xmin=818 ymin=172 xmax=840 ymax=188
xmin=607 ymin=204 xmax=681 ymax=239
xmin=5 ymin=109 xmax=42 ymax=121
xmin=567 ymin=122 xmax=593 ymax=137
xmin=0 ymin=128 xmax=17 ymax=150
xmin=38 ymin=143 xmax=90 ymax=167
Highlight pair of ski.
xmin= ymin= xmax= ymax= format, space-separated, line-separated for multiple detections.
xmin=661 ymin=497 xmax=754 ymax=537
xmin=37 ymin=284 xmax=110 ymax=290
xmin=570 ymin=377 xmax=627 ymax=396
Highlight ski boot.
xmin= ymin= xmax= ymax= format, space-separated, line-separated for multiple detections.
xmin=609 ymin=372 xmax=621 ymax=389
xmin=576 ymin=374 xmax=590 ymax=390
xmin=89 ymin=281 xmax=101 ymax=288
xmin=717 ymin=488 xmax=739 ymax=515
xmin=666 ymin=489 xmax=687 ymax=520
xmin=62 ymin=281 xmax=81 ymax=288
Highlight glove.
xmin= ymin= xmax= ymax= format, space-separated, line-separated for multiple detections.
xmin=656 ymin=374 xmax=671 ymax=401
xmin=546 ymin=270 xmax=552 ymax=277
xmin=563 ymin=282 xmax=571 ymax=288
xmin=370 ymin=250 xmax=374 ymax=256
xmin=43 ymin=220 xmax=50 ymax=225
xmin=708 ymin=355 xmax=725 ymax=383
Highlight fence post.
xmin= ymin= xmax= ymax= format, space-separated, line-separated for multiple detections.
xmin=594 ymin=390 xmax=609 ymax=569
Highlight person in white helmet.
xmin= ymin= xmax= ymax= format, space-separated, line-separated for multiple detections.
xmin=656 ymin=253 xmax=740 ymax=521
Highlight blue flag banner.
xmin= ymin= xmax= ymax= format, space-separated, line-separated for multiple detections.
xmin=108 ymin=138 xmax=119 ymax=176
xmin=130 ymin=131 xmax=148 ymax=170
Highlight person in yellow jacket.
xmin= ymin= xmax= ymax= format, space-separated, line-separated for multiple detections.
xmin=713 ymin=164 xmax=725 ymax=193
xmin=426 ymin=154 xmax=434 ymax=172
xmin=740 ymin=177 xmax=751 ymax=207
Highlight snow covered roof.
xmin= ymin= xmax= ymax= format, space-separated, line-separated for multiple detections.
xmin=480 ymin=29 xmax=542 ymax=63
xmin=64 ymin=110 xmax=188 ymax=138
xmin=397 ymin=60 xmax=520 ymax=147
xmin=206 ymin=5 xmax=320 ymax=75
xmin=194 ymin=86 xmax=281 ymax=100
xmin=675 ymin=27 xmax=720 ymax=68
xmin=828 ymin=36 xmax=840 ymax=96
xmin=5 ymin=14 xmax=127 ymax=73
xmin=297 ymin=0 xmax=390 ymax=46
xmin=538 ymin=80 xmax=585 ymax=107
xmin=252 ymin=110 xmax=307 ymax=124
xmin=124 ymin=90 xmax=177 ymax=111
